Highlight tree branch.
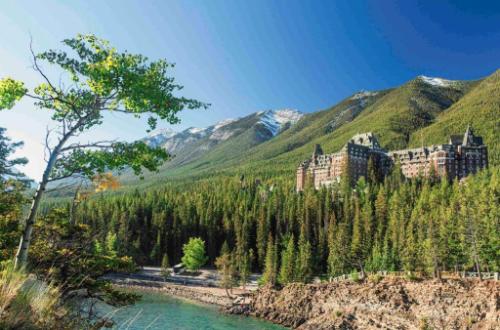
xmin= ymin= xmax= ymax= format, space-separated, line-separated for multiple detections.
xmin=29 ymin=36 xmax=58 ymax=94
xmin=43 ymin=126 xmax=54 ymax=163
xmin=59 ymin=140 xmax=116 ymax=153
xmin=47 ymin=172 xmax=84 ymax=183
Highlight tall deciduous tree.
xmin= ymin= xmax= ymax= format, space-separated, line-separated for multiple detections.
xmin=0 ymin=35 xmax=207 ymax=268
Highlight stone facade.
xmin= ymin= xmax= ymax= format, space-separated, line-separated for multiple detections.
xmin=296 ymin=126 xmax=488 ymax=191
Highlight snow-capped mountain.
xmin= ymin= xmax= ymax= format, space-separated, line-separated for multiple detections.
xmin=144 ymin=109 xmax=303 ymax=166
xmin=257 ymin=109 xmax=303 ymax=136
xmin=418 ymin=75 xmax=458 ymax=87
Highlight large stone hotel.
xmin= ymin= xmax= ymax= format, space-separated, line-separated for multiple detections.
xmin=296 ymin=126 xmax=488 ymax=191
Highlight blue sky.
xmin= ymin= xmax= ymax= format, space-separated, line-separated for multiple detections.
xmin=1 ymin=0 xmax=499 ymax=179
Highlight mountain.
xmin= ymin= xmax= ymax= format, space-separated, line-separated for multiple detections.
xmin=109 ymin=70 xmax=500 ymax=188
xmin=144 ymin=109 xmax=303 ymax=168
xmin=411 ymin=69 xmax=500 ymax=165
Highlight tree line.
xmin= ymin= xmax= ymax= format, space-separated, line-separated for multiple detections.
xmin=70 ymin=164 xmax=499 ymax=285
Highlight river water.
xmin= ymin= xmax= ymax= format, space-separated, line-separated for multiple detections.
xmin=99 ymin=290 xmax=286 ymax=330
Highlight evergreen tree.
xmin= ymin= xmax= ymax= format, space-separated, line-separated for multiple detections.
xmin=296 ymin=223 xmax=313 ymax=283
xmin=350 ymin=196 xmax=367 ymax=278
xmin=105 ymin=232 xmax=118 ymax=257
xmin=215 ymin=242 xmax=236 ymax=297
xmin=150 ymin=232 xmax=162 ymax=264
xmin=328 ymin=222 xmax=350 ymax=277
xmin=262 ymin=234 xmax=278 ymax=286
xmin=279 ymin=234 xmax=296 ymax=284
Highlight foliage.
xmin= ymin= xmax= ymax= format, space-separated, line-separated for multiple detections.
xmin=0 ymin=127 xmax=29 ymax=183
xmin=261 ymin=234 xmax=278 ymax=286
xmin=29 ymin=208 xmax=138 ymax=305
xmin=279 ymin=234 xmax=296 ymax=285
xmin=181 ymin=237 xmax=208 ymax=272
xmin=214 ymin=242 xmax=237 ymax=297
xmin=0 ymin=78 xmax=26 ymax=110
xmin=72 ymin=166 xmax=499 ymax=283
xmin=0 ymin=34 xmax=206 ymax=268
xmin=0 ymin=128 xmax=29 ymax=261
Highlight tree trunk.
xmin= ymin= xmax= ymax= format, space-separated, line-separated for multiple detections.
xmin=14 ymin=174 xmax=50 ymax=269
xmin=14 ymin=133 xmax=70 ymax=269
xmin=475 ymin=258 xmax=482 ymax=280
xmin=358 ymin=261 xmax=365 ymax=280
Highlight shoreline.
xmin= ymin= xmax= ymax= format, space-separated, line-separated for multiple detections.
xmin=107 ymin=276 xmax=250 ymax=309
xmin=107 ymin=274 xmax=500 ymax=329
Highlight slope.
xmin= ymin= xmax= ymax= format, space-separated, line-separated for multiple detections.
xmin=411 ymin=69 xmax=500 ymax=166
xmin=127 ymin=72 xmax=493 ymax=187
xmin=221 ymin=74 xmax=478 ymax=178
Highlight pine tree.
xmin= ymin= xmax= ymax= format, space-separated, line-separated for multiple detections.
xmin=279 ymin=234 xmax=296 ymax=284
xmin=374 ymin=187 xmax=388 ymax=245
xmin=262 ymin=234 xmax=278 ymax=286
xmin=150 ymin=232 xmax=162 ymax=264
xmin=296 ymin=224 xmax=313 ymax=283
xmin=256 ymin=206 xmax=268 ymax=269
xmin=328 ymin=222 xmax=350 ymax=277
xmin=215 ymin=242 xmax=236 ymax=297
xmin=350 ymin=196 xmax=366 ymax=278
xmin=105 ymin=232 xmax=118 ymax=257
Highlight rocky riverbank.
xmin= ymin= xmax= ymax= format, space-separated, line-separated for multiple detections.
xmin=229 ymin=277 xmax=499 ymax=329
xmin=109 ymin=276 xmax=240 ymax=308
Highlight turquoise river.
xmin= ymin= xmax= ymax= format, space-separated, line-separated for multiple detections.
xmin=99 ymin=290 xmax=286 ymax=330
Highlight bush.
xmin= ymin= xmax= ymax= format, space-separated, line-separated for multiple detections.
xmin=368 ymin=273 xmax=383 ymax=284
xmin=181 ymin=237 xmax=208 ymax=272
xmin=350 ymin=271 xmax=362 ymax=282
xmin=405 ymin=272 xmax=420 ymax=282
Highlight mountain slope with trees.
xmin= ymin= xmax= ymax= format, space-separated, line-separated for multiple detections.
xmin=133 ymin=71 xmax=495 ymax=186
xmin=411 ymin=69 xmax=500 ymax=165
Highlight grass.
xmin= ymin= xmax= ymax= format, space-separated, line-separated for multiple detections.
xmin=0 ymin=262 xmax=66 ymax=329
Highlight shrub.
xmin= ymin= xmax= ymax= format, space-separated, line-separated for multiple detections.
xmin=368 ymin=273 xmax=383 ymax=284
xmin=181 ymin=237 xmax=208 ymax=272
xmin=350 ymin=271 xmax=362 ymax=282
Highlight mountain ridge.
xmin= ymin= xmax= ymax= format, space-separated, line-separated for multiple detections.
xmin=111 ymin=71 xmax=500 ymax=187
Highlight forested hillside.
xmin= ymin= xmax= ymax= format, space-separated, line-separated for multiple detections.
xmin=131 ymin=71 xmax=497 ymax=187
xmin=72 ymin=166 xmax=499 ymax=283
xmin=411 ymin=69 xmax=500 ymax=165
xmin=40 ymin=69 xmax=500 ymax=285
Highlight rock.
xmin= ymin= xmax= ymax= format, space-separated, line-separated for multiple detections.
xmin=233 ymin=278 xmax=500 ymax=329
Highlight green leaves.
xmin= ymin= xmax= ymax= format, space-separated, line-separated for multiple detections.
xmin=181 ymin=237 xmax=208 ymax=271
xmin=36 ymin=34 xmax=209 ymax=130
xmin=50 ymin=141 xmax=169 ymax=181
xmin=2 ymin=34 xmax=208 ymax=186
xmin=0 ymin=78 xmax=26 ymax=110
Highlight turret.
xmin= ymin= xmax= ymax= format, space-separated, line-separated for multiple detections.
xmin=462 ymin=124 xmax=474 ymax=146
xmin=312 ymin=144 xmax=323 ymax=159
